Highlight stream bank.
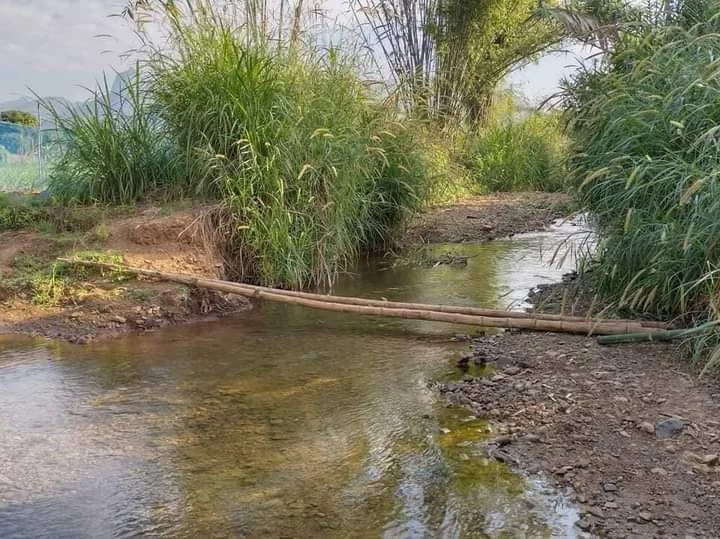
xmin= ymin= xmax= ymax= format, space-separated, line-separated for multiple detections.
xmin=0 ymin=192 xmax=569 ymax=342
xmin=439 ymin=324 xmax=720 ymax=537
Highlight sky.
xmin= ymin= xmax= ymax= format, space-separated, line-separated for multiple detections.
xmin=0 ymin=0 xmax=584 ymax=104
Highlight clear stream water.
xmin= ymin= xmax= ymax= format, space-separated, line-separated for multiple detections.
xmin=0 ymin=219 xmax=590 ymax=538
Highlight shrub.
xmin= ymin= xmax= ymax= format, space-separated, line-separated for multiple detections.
xmin=463 ymin=103 xmax=570 ymax=193
xmin=45 ymin=1 xmax=428 ymax=288
xmin=567 ymin=18 xmax=720 ymax=341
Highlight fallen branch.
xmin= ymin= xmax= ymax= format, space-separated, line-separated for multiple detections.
xmin=59 ymin=258 xmax=664 ymax=336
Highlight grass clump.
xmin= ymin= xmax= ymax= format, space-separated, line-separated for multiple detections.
xmin=566 ymin=15 xmax=720 ymax=364
xmin=45 ymin=70 xmax=180 ymax=204
xmin=463 ymin=96 xmax=570 ymax=193
xmin=45 ymin=1 xmax=428 ymax=289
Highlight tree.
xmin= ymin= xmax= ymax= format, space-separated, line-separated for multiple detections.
xmin=354 ymin=0 xmax=559 ymax=125
xmin=0 ymin=110 xmax=38 ymax=128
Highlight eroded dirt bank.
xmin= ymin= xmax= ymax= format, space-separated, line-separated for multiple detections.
xmin=0 ymin=206 xmax=250 ymax=343
xmin=405 ymin=191 xmax=573 ymax=244
xmin=439 ymin=332 xmax=720 ymax=538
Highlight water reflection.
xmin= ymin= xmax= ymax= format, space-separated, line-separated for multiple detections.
xmin=0 ymin=223 xmax=587 ymax=537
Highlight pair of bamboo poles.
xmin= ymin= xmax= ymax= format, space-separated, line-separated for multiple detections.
xmin=60 ymin=258 xmax=668 ymax=337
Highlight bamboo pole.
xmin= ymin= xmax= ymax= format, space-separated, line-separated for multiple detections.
xmin=58 ymin=258 xmax=667 ymax=329
xmin=597 ymin=321 xmax=716 ymax=345
xmin=60 ymin=258 xmax=664 ymax=336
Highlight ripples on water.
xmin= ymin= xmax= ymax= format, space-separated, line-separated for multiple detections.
xmin=0 ymin=220 xmax=589 ymax=537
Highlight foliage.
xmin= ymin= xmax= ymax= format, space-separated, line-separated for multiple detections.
xmin=463 ymin=95 xmax=569 ymax=192
xmin=354 ymin=0 xmax=560 ymax=124
xmin=0 ymin=110 xmax=38 ymax=128
xmin=50 ymin=0 xmax=429 ymax=288
xmin=44 ymin=70 xmax=180 ymax=204
xmin=565 ymin=13 xmax=720 ymax=347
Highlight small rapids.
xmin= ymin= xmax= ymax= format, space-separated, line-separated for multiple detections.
xmin=0 ymin=218 xmax=591 ymax=538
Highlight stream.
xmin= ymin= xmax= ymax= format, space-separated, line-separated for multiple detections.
xmin=0 ymin=218 xmax=590 ymax=538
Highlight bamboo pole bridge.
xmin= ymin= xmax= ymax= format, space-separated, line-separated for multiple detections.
xmin=59 ymin=258 xmax=669 ymax=336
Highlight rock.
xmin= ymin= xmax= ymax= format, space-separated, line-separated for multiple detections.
xmin=69 ymin=311 xmax=83 ymax=319
xmin=650 ymin=467 xmax=667 ymax=476
xmin=692 ymin=464 xmax=712 ymax=475
xmin=577 ymin=458 xmax=591 ymax=468
xmin=603 ymin=483 xmax=618 ymax=493
xmin=517 ymin=360 xmax=534 ymax=369
xmin=638 ymin=421 xmax=655 ymax=434
xmin=504 ymin=366 xmax=522 ymax=376
xmin=112 ymin=315 xmax=127 ymax=324
xmin=524 ymin=434 xmax=541 ymax=443
xmin=587 ymin=506 xmax=605 ymax=519
xmin=440 ymin=428 xmax=451 ymax=435
xmin=604 ymin=501 xmax=619 ymax=509
xmin=75 ymin=334 xmax=94 ymax=345
xmin=638 ymin=511 xmax=653 ymax=522
xmin=701 ymin=454 xmax=719 ymax=466
xmin=456 ymin=354 xmax=471 ymax=366
xmin=575 ymin=519 xmax=591 ymax=531
xmin=655 ymin=418 xmax=685 ymax=439
xmin=490 ymin=374 xmax=506 ymax=382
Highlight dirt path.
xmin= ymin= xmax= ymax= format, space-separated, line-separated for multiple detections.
xmin=439 ymin=333 xmax=720 ymax=538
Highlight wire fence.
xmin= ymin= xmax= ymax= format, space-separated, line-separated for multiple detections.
xmin=0 ymin=105 xmax=56 ymax=193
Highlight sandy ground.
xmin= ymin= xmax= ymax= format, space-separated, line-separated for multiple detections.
xmin=404 ymin=191 xmax=573 ymax=245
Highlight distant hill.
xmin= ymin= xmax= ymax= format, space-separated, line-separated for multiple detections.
xmin=0 ymin=70 xmax=137 ymax=129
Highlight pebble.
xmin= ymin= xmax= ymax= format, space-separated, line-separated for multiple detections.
xmin=603 ymin=483 xmax=618 ymax=492
xmin=650 ymin=467 xmax=667 ymax=476
xmin=587 ymin=506 xmax=605 ymax=519
xmin=504 ymin=366 xmax=521 ymax=376
xmin=655 ymin=418 xmax=685 ymax=439
xmin=638 ymin=511 xmax=653 ymax=522
xmin=701 ymin=454 xmax=719 ymax=466
xmin=575 ymin=519 xmax=591 ymax=531
xmin=112 ymin=315 xmax=127 ymax=324
xmin=604 ymin=501 xmax=619 ymax=509
xmin=69 ymin=311 xmax=83 ymax=319
xmin=639 ymin=421 xmax=655 ymax=434
xmin=692 ymin=464 xmax=712 ymax=475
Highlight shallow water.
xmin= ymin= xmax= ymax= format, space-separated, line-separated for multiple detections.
xmin=0 ymin=219 xmax=589 ymax=538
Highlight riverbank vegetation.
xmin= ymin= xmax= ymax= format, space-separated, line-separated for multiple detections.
xmin=563 ymin=0 xmax=720 ymax=366
xmin=26 ymin=0 xmax=572 ymax=289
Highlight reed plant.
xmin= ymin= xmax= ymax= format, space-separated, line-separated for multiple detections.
xmin=44 ymin=70 xmax=180 ymax=204
xmin=463 ymin=96 xmax=569 ymax=192
xmin=567 ymin=16 xmax=720 ymax=363
xmin=47 ymin=0 xmax=427 ymax=288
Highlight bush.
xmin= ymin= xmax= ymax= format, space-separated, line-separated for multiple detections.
xmin=45 ymin=71 xmax=180 ymax=204
xmin=463 ymin=104 xmax=570 ymax=192
xmin=567 ymin=19 xmax=720 ymax=332
xmin=46 ymin=1 xmax=428 ymax=288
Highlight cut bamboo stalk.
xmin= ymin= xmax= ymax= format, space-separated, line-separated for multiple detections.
xmin=58 ymin=258 xmax=666 ymax=329
xmin=59 ymin=258 xmax=664 ymax=336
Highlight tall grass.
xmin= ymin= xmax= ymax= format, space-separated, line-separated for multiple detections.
xmin=45 ymin=70 xmax=179 ymax=204
xmin=47 ymin=1 xmax=427 ymax=288
xmin=463 ymin=97 xmax=569 ymax=192
xmin=567 ymin=17 xmax=720 ymax=353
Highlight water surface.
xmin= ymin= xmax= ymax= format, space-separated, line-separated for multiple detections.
xmin=0 ymin=220 xmax=588 ymax=538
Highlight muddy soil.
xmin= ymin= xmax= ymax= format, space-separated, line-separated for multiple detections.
xmin=0 ymin=206 xmax=250 ymax=343
xmin=439 ymin=332 xmax=720 ymax=538
xmin=405 ymin=191 xmax=574 ymax=245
